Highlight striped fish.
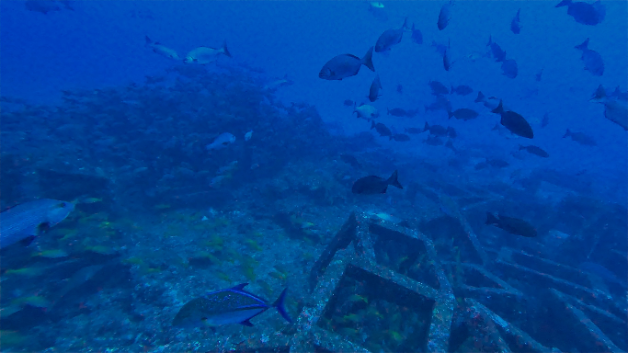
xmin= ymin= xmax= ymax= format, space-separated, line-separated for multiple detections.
xmin=172 ymin=283 xmax=291 ymax=328
xmin=0 ymin=199 xmax=74 ymax=249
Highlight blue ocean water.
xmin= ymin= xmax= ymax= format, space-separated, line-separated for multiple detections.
xmin=1 ymin=1 xmax=626 ymax=352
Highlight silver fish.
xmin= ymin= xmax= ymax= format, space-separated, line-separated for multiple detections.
xmin=184 ymin=42 xmax=231 ymax=64
xmin=145 ymin=36 xmax=180 ymax=60
xmin=0 ymin=199 xmax=74 ymax=249
xmin=206 ymin=132 xmax=236 ymax=151
xmin=590 ymin=85 xmax=628 ymax=130
xmin=172 ymin=283 xmax=291 ymax=328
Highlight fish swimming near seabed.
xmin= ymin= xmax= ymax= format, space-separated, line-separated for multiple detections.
xmin=0 ymin=199 xmax=75 ymax=249
xmin=207 ymin=132 xmax=236 ymax=151
xmin=172 ymin=283 xmax=291 ymax=329
xmin=486 ymin=212 xmax=537 ymax=237
xmin=352 ymin=170 xmax=403 ymax=194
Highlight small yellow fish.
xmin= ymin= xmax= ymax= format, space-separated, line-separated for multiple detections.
xmin=342 ymin=313 xmax=362 ymax=323
xmin=82 ymin=197 xmax=103 ymax=204
xmin=4 ymin=267 xmax=43 ymax=277
xmin=347 ymin=294 xmax=369 ymax=304
xmin=245 ymin=239 xmax=263 ymax=251
xmin=11 ymin=296 xmax=50 ymax=308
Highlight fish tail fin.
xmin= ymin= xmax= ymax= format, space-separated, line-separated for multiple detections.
xmin=362 ymin=47 xmax=375 ymax=72
xmin=555 ymin=0 xmax=572 ymax=7
xmin=387 ymin=170 xmax=403 ymax=189
xmin=475 ymin=91 xmax=485 ymax=102
xmin=370 ymin=121 xmax=376 ymax=129
xmin=447 ymin=110 xmax=453 ymax=119
xmin=486 ymin=35 xmax=492 ymax=47
xmin=222 ymin=41 xmax=232 ymax=57
xmin=575 ymin=38 xmax=589 ymax=51
xmin=563 ymin=129 xmax=571 ymax=138
xmin=387 ymin=107 xmax=391 ymax=115
xmin=590 ymin=84 xmax=607 ymax=102
xmin=273 ymin=288 xmax=292 ymax=323
xmin=486 ymin=212 xmax=499 ymax=225
xmin=145 ymin=35 xmax=153 ymax=45
xmin=518 ymin=144 xmax=525 ymax=150
xmin=491 ymin=100 xmax=504 ymax=114
xmin=423 ymin=122 xmax=429 ymax=132
xmin=402 ymin=16 xmax=410 ymax=30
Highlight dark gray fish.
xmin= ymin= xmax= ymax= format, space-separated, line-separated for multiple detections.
xmin=340 ymin=154 xmax=361 ymax=169
xmin=486 ymin=36 xmax=507 ymax=62
xmin=541 ymin=113 xmax=549 ymax=128
xmin=375 ymin=18 xmax=409 ymax=52
xmin=25 ymin=0 xmax=68 ymax=14
xmin=443 ymin=48 xmax=452 ymax=71
xmin=0 ymin=199 xmax=75 ymax=249
xmin=429 ymin=80 xmax=449 ymax=95
xmin=519 ymin=145 xmax=549 ymax=158
xmin=411 ymin=23 xmax=423 ymax=44
xmin=319 ymin=47 xmax=375 ymax=80
xmin=352 ymin=170 xmax=403 ymax=194
xmin=451 ymin=85 xmax=473 ymax=96
xmin=556 ymin=0 xmax=605 ymax=26
xmin=423 ymin=122 xmax=448 ymax=137
xmin=371 ymin=121 xmax=392 ymax=138
xmin=173 ymin=283 xmax=291 ymax=328
xmin=510 ymin=9 xmax=521 ymax=34
xmin=445 ymin=139 xmax=457 ymax=152
xmin=574 ymin=38 xmax=604 ymax=76
xmin=486 ymin=212 xmax=537 ymax=237
xmin=491 ymin=100 xmax=534 ymax=139
xmin=486 ymin=159 xmax=510 ymax=168
xmin=387 ymin=107 xmax=416 ymax=117
xmin=425 ymin=95 xmax=452 ymax=112
xmin=563 ymin=129 xmax=597 ymax=146
xmin=447 ymin=127 xmax=457 ymax=138
xmin=448 ymin=108 xmax=479 ymax=121
xmin=501 ymin=59 xmax=518 ymax=78
xmin=391 ymin=134 xmax=411 ymax=142
xmin=431 ymin=40 xmax=448 ymax=55
xmin=438 ymin=1 xmax=452 ymax=30
xmin=579 ymin=262 xmax=624 ymax=285
xmin=343 ymin=99 xmax=354 ymax=106
xmin=369 ymin=75 xmax=383 ymax=102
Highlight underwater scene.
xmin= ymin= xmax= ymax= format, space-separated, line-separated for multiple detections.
xmin=1 ymin=1 xmax=627 ymax=352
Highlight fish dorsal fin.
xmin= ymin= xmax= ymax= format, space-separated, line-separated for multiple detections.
xmin=241 ymin=319 xmax=254 ymax=326
xmin=232 ymin=283 xmax=249 ymax=291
